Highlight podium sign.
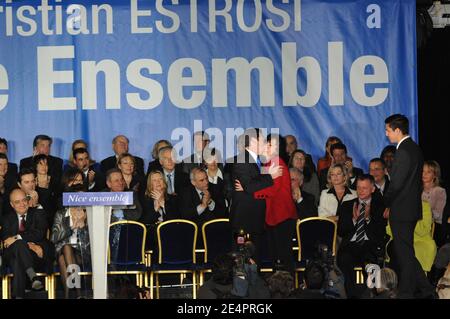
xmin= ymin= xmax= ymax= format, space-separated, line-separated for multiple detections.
xmin=63 ymin=192 xmax=133 ymax=299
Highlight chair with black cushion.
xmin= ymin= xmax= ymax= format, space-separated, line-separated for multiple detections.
xmin=108 ymin=221 xmax=148 ymax=288
xmin=150 ymin=219 xmax=198 ymax=299
xmin=198 ymin=218 xmax=232 ymax=285
xmin=295 ymin=217 xmax=337 ymax=287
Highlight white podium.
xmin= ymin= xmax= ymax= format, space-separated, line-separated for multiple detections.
xmin=63 ymin=192 xmax=133 ymax=299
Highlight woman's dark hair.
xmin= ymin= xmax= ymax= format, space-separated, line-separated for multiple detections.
xmin=61 ymin=167 xmax=84 ymax=191
xmin=267 ymin=133 xmax=289 ymax=164
xmin=33 ymin=154 xmax=49 ymax=172
xmin=289 ymin=149 xmax=313 ymax=183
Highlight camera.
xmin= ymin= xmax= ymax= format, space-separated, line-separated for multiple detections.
xmin=313 ymin=244 xmax=334 ymax=271
xmin=231 ymin=230 xmax=255 ymax=278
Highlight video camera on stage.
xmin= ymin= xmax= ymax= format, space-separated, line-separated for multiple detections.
xmin=231 ymin=230 xmax=255 ymax=279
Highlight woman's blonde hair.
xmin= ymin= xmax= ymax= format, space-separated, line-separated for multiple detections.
xmin=326 ymin=163 xmax=349 ymax=189
xmin=145 ymin=170 xmax=168 ymax=198
xmin=424 ymin=160 xmax=442 ymax=187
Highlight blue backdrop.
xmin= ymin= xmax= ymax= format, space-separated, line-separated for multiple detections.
xmin=0 ymin=0 xmax=417 ymax=170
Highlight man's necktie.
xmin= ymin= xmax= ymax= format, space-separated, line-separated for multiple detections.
xmin=167 ymin=173 xmax=173 ymax=194
xmin=355 ymin=202 xmax=367 ymax=245
xmin=19 ymin=215 xmax=26 ymax=233
xmin=200 ymin=191 xmax=204 ymax=201
xmin=256 ymin=156 xmax=262 ymax=171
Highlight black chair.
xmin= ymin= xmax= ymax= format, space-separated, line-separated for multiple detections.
xmin=198 ymin=218 xmax=232 ymax=285
xmin=295 ymin=217 xmax=337 ymax=287
xmin=108 ymin=220 xmax=148 ymax=289
xmin=150 ymin=219 xmax=198 ymax=299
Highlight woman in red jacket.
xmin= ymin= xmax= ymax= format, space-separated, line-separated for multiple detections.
xmin=236 ymin=134 xmax=297 ymax=272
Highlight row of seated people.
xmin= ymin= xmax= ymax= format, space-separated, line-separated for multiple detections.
xmin=1 ymin=133 xmax=449 ymax=296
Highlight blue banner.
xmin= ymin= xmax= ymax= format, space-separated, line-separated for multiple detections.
xmin=0 ymin=0 xmax=417 ymax=171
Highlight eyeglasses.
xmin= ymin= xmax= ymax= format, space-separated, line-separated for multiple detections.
xmin=12 ymin=198 xmax=28 ymax=205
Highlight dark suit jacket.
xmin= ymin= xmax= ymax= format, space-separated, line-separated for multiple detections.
xmin=319 ymin=166 xmax=364 ymax=191
xmin=140 ymin=194 xmax=180 ymax=225
xmin=180 ymin=183 xmax=227 ymax=225
xmin=337 ymin=196 xmax=387 ymax=248
xmin=157 ymin=164 xmax=190 ymax=196
xmin=295 ymin=189 xmax=318 ymax=220
xmin=6 ymin=162 xmax=18 ymax=180
xmin=100 ymin=155 xmax=145 ymax=178
xmin=147 ymin=160 xmax=162 ymax=175
xmin=81 ymin=165 xmax=105 ymax=192
xmin=229 ymin=150 xmax=273 ymax=234
xmin=1 ymin=208 xmax=55 ymax=270
xmin=20 ymin=155 xmax=63 ymax=184
xmin=383 ymin=138 xmax=424 ymax=222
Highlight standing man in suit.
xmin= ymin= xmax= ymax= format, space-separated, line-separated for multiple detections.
xmin=182 ymin=131 xmax=210 ymax=174
xmin=100 ymin=135 xmax=145 ymax=177
xmin=383 ymin=114 xmax=434 ymax=298
xmin=180 ymin=167 xmax=226 ymax=225
xmin=336 ymin=174 xmax=387 ymax=298
xmin=19 ymin=135 xmax=63 ymax=185
xmin=229 ymin=128 xmax=282 ymax=264
xmin=1 ymin=189 xmax=54 ymax=299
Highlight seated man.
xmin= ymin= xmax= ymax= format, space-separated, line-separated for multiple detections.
xmin=336 ymin=174 xmax=387 ymax=298
xmin=19 ymin=134 xmax=63 ymax=184
xmin=290 ymin=167 xmax=317 ymax=219
xmin=100 ymin=135 xmax=145 ymax=177
xmin=1 ymin=153 xmax=17 ymax=218
xmin=105 ymin=168 xmax=142 ymax=222
xmin=158 ymin=146 xmax=190 ymax=196
xmin=1 ymin=189 xmax=54 ymax=299
xmin=71 ymin=148 xmax=104 ymax=191
xmin=180 ymin=167 xmax=227 ymax=225
xmin=369 ymin=158 xmax=390 ymax=196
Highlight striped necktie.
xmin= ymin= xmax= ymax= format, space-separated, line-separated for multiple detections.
xmin=355 ymin=202 xmax=367 ymax=245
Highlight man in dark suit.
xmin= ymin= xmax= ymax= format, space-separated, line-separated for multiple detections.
xmin=319 ymin=143 xmax=363 ymax=191
xmin=158 ymin=146 xmax=190 ymax=196
xmin=19 ymin=135 xmax=63 ymax=185
xmin=0 ymin=137 xmax=18 ymax=181
xmin=182 ymin=131 xmax=210 ymax=174
xmin=71 ymin=148 xmax=104 ymax=191
xmin=229 ymin=128 xmax=282 ymax=264
xmin=336 ymin=174 xmax=387 ymax=298
xmin=369 ymin=158 xmax=390 ymax=196
xmin=383 ymin=114 xmax=434 ymax=298
xmin=105 ymin=168 xmax=142 ymax=222
xmin=1 ymin=189 xmax=54 ymax=299
xmin=1 ymin=153 xmax=18 ymax=218
xmin=290 ymin=167 xmax=317 ymax=219
xmin=100 ymin=135 xmax=145 ymax=177
xmin=180 ymin=167 xmax=226 ymax=225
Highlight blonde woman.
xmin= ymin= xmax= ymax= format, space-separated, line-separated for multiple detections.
xmin=318 ymin=163 xmax=357 ymax=222
xmin=140 ymin=170 xmax=179 ymax=225
xmin=422 ymin=160 xmax=447 ymax=247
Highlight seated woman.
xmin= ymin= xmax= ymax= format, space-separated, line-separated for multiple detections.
xmin=140 ymin=170 xmax=179 ymax=250
xmin=289 ymin=149 xmax=320 ymax=205
xmin=387 ymin=201 xmax=437 ymax=272
xmin=33 ymin=154 xmax=59 ymax=227
xmin=318 ymin=163 xmax=356 ymax=222
xmin=51 ymin=183 xmax=90 ymax=299
xmin=117 ymin=153 xmax=145 ymax=194
xmin=422 ymin=160 xmax=447 ymax=247
xmin=316 ymin=136 xmax=343 ymax=176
